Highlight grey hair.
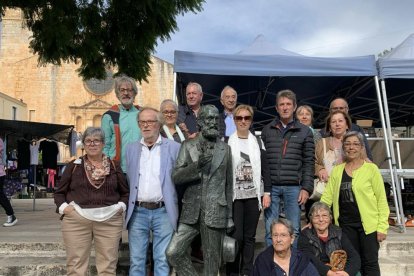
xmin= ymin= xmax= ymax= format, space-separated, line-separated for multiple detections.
xmin=308 ymin=201 xmax=332 ymax=221
xmin=270 ymin=218 xmax=294 ymax=236
xmin=220 ymin=85 xmax=237 ymax=99
xmin=186 ymin=82 xmax=203 ymax=94
xmin=276 ymin=89 xmax=297 ymax=107
xmin=137 ymin=106 xmax=163 ymax=125
xmin=82 ymin=127 xmax=105 ymax=144
xmin=342 ymin=131 xmax=365 ymax=149
xmin=114 ymin=75 xmax=138 ymax=96
xmin=296 ymin=105 xmax=314 ymax=118
xmin=160 ymin=99 xmax=179 ymax=112
xmin=343 ymin=131 xmax=369 ymax=162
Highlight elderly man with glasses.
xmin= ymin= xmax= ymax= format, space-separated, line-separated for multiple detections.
xmin=125 ymin=107 xmax=180 ymax=276
xmin=101 ymin=75 xmax=141 ymax=173
xmin=320 ymin=98 xmax=372 ymax=160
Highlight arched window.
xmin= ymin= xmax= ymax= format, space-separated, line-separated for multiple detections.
xmin=76 ymin=116 xmax=83 ymax=132
xmin=93 ymin=114 xmax=102 ymax=127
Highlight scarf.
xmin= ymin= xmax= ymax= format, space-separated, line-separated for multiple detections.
xmin=228 ymin=132 xmax=263 ymax=210
xmin=162 ymin=125 xmax=185 ymax=142
xmin=84 ymin=154 xmax=110 ymax=189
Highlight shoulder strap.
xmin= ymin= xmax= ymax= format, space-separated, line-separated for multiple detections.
xmin=323 ymin=138 xmax=327 ymax=154
xmin=255 ymin=135 xmax=262 ymax=149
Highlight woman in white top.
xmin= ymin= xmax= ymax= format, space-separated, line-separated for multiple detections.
xmin=227 ymin=104 xmax=271 ymax=276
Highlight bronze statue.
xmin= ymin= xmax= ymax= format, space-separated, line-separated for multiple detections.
xmin=166 ymin=104 xmax=234 ymax=275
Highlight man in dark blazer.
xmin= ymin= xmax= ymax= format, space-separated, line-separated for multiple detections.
xmin=166 ymin=105 xmax=234 ymax=276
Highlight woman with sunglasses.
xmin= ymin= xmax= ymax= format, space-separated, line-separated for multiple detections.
xmin=226 ymin=104 xmax=271 ymax=276
xmin=321 ymin=131 xmax=389 ymax=275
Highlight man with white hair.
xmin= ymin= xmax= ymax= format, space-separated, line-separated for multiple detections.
xmin=218 ymin=85 xmax=238 ymax=141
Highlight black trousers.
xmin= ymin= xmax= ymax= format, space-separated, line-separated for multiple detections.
xmin=0 ymin=176 xmax=14 ymax=216
xmin=341 ymin=223 xmax=380 ymax=276
xmin=226 ymin=197 xmax=261 ymax=276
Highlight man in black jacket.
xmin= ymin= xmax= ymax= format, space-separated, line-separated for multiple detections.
xmin=261 ymin=89 xmax=315 ymax=246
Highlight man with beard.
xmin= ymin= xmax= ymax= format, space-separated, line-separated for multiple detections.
xmin=166 ymin=105 xmax=234 ymax=276
xmin=101 ymin=75 xmax=141 ymax=173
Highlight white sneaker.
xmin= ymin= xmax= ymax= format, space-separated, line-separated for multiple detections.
xmin=3 ymin=215 xmax=18 ymax=227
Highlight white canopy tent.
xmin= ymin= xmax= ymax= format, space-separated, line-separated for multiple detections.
xmin=378 ymin=33 xmax=414 ymax=232
xmin=173 ymin=36 xmax=405 ymax=230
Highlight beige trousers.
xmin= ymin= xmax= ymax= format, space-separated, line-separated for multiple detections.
xmin=61 ymin=210 xmax=123 ymax=276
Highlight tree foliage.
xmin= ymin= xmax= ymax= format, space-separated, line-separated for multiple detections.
xmin=0 ymin=0 xmax=204 ymax=81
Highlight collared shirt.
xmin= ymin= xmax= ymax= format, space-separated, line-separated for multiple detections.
xmin=137 ymin=135 xmax=163 ymax=202
xmin=102 ymin=104 xmax=141 ymax=172
xmin=178 ymin=105 xmax=199 ymax=134
xmin=279 ymin=119 xmax=295 ymax=136
xmin=224 ymin=112 xmax=236 ymax=137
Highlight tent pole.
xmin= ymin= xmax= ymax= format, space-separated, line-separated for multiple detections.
xmin=173 ymin=72 xmax=178 ymax=103
xmin=32 ymin=164 xmax=36 ymax=211
xmin=378 ymin=77 xmax=405 ymax=232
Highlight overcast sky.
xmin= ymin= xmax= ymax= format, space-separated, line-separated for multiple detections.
xmin=154 ymin=0 xmax=414 ymax=63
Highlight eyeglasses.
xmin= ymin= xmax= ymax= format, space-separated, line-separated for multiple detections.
xmin=330 ymin=106 xmax=348 ymax=111
xmin=234 ymin=115 xmax=252 ymax=122
xmin=119 ymin=88 xmax=134 ymax=94
xmin=312 ymin=214 xmax=330 ymax=220
xmin=138 ymin=120 xmax=158 ymax=127
xmin=162 ymin=110 xmax=177 ymax=115
xmin=84 ymin=140 xmax=102 ymax=146
xmin=271 ymin=233 xmax=290 ymax=239
xmin=343 ymin=142 xmax=361 ymax=148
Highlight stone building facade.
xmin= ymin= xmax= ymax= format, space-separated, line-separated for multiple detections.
xmin=0 ymin=8 xmax=175 ymax=132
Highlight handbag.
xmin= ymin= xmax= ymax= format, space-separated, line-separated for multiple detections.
xmin=310 ymin=178 xmax=327 ymax=201
xmin=310 ymin=138 xmax=329 ymax=201
xmin=329 ymin=249 xmax=347 ymax=271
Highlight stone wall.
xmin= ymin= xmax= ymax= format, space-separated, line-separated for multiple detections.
xmin=0 ymin=8 xmax=174 ymax=132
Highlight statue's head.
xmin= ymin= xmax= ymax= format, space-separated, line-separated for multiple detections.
xmin=197 ymin=105 xmax=219 ymax=141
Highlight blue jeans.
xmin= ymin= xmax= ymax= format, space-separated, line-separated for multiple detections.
xmin=264 ymin=185 xmax=301 ymax=247
xmin=128 ymin=206 xmax=174 ymax=276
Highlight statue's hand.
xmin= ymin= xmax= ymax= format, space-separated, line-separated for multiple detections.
xmin=198 ymin=152 xmax=213 ymax=172
xmin=226 ymin=218 xmax=234 ymax=234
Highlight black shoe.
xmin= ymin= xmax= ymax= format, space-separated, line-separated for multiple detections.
xmin=3 ymin=215 xmax=18 ymax=227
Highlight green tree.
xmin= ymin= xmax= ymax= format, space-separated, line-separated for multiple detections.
xmin=0 ymin=0 xmax=204 ymax=81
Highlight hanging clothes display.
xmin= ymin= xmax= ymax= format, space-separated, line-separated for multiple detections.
xmin=39 ymin=140 xmax=59 ymax=170
xmin=47 ymin=169 xmax=56 ymax=189
xmin=17 ymin=139 xmax=30 ymax=170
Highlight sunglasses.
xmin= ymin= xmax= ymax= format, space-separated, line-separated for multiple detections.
xmin=234 ymin=116 xmax=252 ymax=121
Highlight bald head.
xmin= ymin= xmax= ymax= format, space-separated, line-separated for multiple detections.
xmin=330 ymin=98 xmax=349 ymax=114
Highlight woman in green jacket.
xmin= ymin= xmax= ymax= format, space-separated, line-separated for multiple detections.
xmin=320 ymin=131 xmax=389 ymax=276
